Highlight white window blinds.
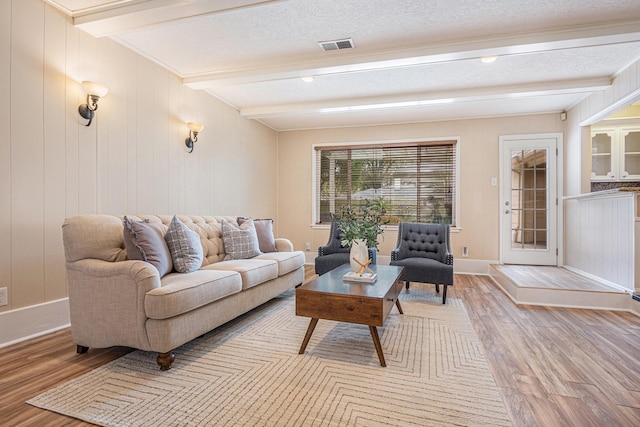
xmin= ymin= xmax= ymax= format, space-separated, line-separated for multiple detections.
xmin=315 ymin=140 xmax=457 ymax=225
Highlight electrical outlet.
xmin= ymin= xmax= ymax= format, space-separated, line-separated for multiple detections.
xmin=0 ymin=287 xmax=7 ymax=306
xmin=305 ymin=242 xmax=312 ymax=251
xmin=462 ymin=247 xmax=469 ymax=257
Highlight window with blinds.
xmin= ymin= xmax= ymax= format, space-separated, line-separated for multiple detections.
xmin=315 ymin=140 xmax=458 ymax=226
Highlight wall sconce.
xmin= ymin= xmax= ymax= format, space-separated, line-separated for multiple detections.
xmin=185 ymin=122 xmax=204 ymax=153
xmin=78 ymin=81 xmax=109 ymax=126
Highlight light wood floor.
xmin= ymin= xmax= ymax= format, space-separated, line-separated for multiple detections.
xmin=492 ymin=264 xmax=626 ymax=291
xmin=2 ymin=267 xmax=640 ymax=426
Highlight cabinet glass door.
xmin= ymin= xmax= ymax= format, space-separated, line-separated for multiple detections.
xmin=622 ymin=130 xmax=640 ymax=178
xmin=591 ymin=130 xmax=614 ymax=180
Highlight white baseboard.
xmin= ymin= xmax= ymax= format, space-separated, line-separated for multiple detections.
xmin=564 ymin=265 xmax=633 ymax=294
xmin=0 ymin=298 xmax=70 ymax=348
xmin=453 ymin=259 xmax=497 ymax=275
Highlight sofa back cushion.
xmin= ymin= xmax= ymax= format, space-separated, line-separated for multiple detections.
xmin=62 ymin=214 xmax=238 ymax=267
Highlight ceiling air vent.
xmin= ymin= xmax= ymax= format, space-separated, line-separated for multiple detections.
xmin=318 ymin=38 xmax=354 ymax=51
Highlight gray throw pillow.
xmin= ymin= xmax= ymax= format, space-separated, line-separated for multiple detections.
xmin=123 ymin=216 xmax=173 ymax=277
xmin=237 ymin=217 xmax=277 ymax=253
xmin=221 ymin=218 xmax=261 ymax=260
xmin=165 ymin=216 xmax=204 ymax=273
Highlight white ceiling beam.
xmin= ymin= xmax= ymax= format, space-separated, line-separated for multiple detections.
xmin=184 ymin=20 xmax=640 ymax=89
xmin=239 ymin=78 xmax=611 ymax=118
xmin=61 ymin=0 xmax=288 ymax=37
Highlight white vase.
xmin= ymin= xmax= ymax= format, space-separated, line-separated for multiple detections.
xmin=350 ymin=239 xmax=368 ymax=272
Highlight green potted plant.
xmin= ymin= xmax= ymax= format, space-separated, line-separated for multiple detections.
xmin=333 ymin=197 xmax=387 ymax=269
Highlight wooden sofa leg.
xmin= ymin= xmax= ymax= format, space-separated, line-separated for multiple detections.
xmin=442 ymin=285 xmax=448 ymax=304
xmin=435 ymin=284 xmax=440 ymax=293
xmin=157 ymin=351 xmax=176 ymax=371
xmin=77 ymin=345 xmax=89 ymax=354
xmin=405 ymin=281 xmax=410 ymax=290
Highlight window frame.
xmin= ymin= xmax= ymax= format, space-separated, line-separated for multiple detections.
xmin=311 ymin=137 xmax=461 ymax=230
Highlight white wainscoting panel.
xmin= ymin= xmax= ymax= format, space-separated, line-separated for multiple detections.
xmin=565 ymin=192 xmax=636 ymax=293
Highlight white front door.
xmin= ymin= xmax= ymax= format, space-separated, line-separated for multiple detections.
xmin=499 ymin=134 xmax=560 ymax=265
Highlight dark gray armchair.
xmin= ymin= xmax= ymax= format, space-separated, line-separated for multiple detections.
xmin=390 ymin=222 xmax=454 ymax=304
xmin=314 ymin=222 xmax=375 ymax=276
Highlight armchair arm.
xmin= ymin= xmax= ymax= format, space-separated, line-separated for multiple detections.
xmin=66 ymin=259 xmax=161 ymax=351
xmin=445 ymin=252 xmax=454 ymax=265
xmin=318 ymin=222 xmax=347 ymax=256
xmin=444 ymin=224 xmax=453 ymax=265
xmin=390 ymin=248 xmax=400 ymax=262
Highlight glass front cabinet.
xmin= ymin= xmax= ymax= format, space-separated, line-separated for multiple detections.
xmin=591 ymin=126 xmax=640 ymax=181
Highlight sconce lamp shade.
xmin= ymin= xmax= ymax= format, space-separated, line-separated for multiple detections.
xmin=187 ymin=122 xmax=204 ymax=133
xmin=79 ymin=81 xmax=109 ymax=126
xmin=82 ymin=81 xmax=109 ymax=98
xmin=185 ymin=122 xmax=204 ymax=153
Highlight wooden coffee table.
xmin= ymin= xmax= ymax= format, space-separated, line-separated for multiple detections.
xmin=296 ymin=264 xmax=405 ymax=367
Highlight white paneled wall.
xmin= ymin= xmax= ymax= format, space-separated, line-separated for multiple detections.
xmin=575 ymin=59 xmax=640 ymax=125
xmin=565 ymin=192 xmax=636 ymax=292
xmin=0 ymin=0 xmax=278 ymax=313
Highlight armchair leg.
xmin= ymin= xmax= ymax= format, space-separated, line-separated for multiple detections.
xmin=405 ymin=281 xmax=410 ymax=290
xmin=77 ymin=345 xmax=89 ymax=354
xmin=442 ymin=285 xmax=448 ymax=304
xmin=435 ymin=284 xmax=440 ymax=294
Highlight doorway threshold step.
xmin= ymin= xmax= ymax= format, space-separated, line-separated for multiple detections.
xmin=489 ymin=264 xmax=631 ymax=311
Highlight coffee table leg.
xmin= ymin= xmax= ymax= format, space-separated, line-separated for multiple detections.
xmin=395 ymin=298 xmax=404 ymax=314
xmin=299 ymin=318 xmax=319 ymax=354
xmin=369 ymin=325 xmax=386 ymax=367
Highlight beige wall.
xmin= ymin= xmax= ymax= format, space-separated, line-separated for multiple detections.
xmin=0 ymin=0 xmax=278 ymax=313
xmin=277 ymin=114 xmax=565 ymax=262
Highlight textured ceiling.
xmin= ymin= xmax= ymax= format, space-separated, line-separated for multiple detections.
xmin=46 ymin=0 xmax=640 ymax=130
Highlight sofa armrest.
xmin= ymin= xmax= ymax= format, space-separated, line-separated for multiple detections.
xmin=66 ymin=259 xmax=161 ymax=351
xmin=274 ymin=238 xmax=293 ymax=252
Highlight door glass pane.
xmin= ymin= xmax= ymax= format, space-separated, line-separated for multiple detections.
xmin=510 ymin=149 xmax=548 ymax=250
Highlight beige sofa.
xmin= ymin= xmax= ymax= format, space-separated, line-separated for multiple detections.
xmin=62 ymin=214 xmax=304 ymax=370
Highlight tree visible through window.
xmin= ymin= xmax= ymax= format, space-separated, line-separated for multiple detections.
xmin=315 ymin=140 xmax=458 ymax=226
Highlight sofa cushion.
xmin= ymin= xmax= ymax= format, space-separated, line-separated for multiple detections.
xmin=254 ymin=251 xmax=305 ymax=276
xmin=146 ymin=270 xmax=242 ymax=319
xmin=204 ymin=259 xmax=278 ymax=290
xmin=238 ymin=217 xmax=277 ymax=253
xmin=165 ymin=216 xmax=204 ymax=273
xmin=221 ymin=219 xmax=261 ymax=260
xmin=123 ymin=216 xmax=173 ymax=277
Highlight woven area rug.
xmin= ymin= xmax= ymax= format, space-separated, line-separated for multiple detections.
xmin=28 ymin=285 xmax=511 ymax=426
